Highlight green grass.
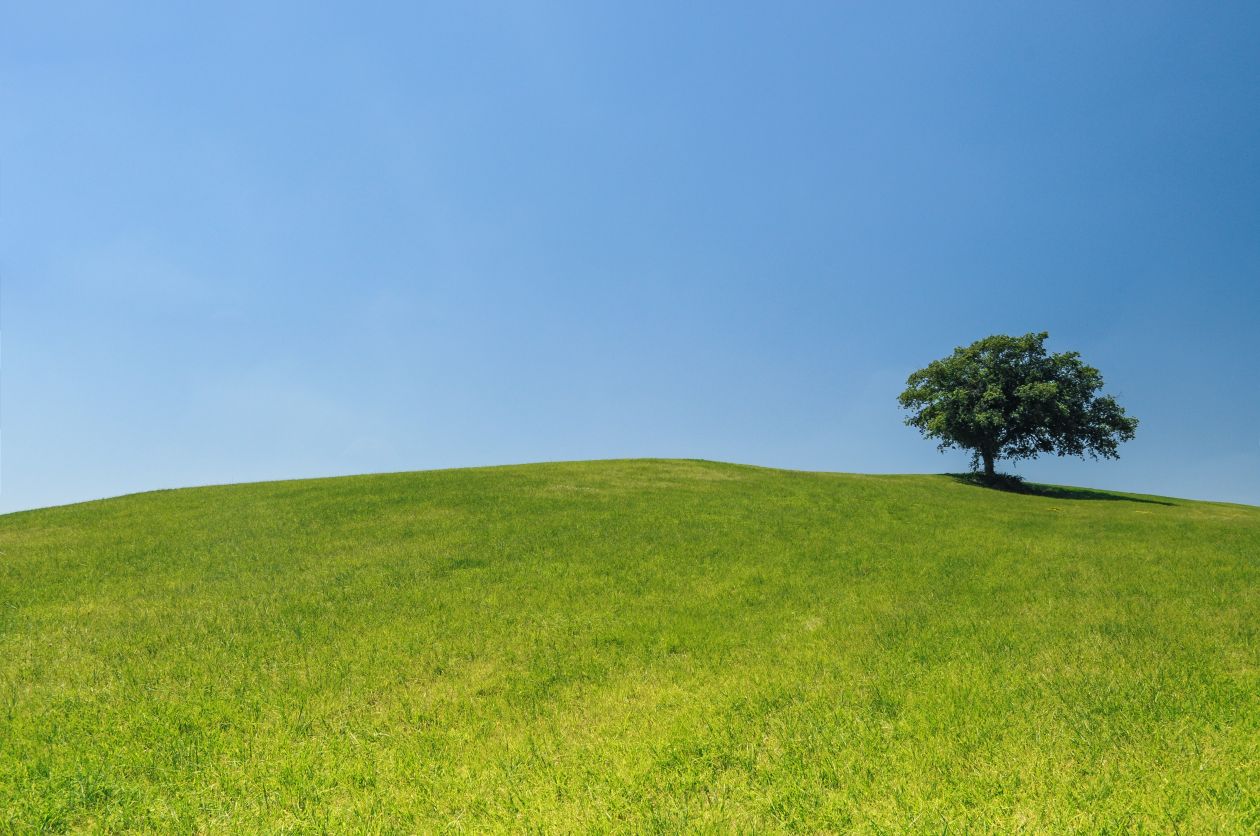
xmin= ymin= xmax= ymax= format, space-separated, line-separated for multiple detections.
xmin=1 ymin=459 xmax=1257 ymax=832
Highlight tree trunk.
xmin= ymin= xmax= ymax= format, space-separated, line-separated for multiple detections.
xmin=982 ymin=451 xmax=996 ymax=479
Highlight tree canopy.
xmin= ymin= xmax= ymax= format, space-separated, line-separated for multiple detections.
xmin=898 ymin=332 xmax=1138 ymax=478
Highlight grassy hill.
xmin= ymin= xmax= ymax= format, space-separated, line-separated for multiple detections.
xmin=1 ymin=459 xmax=1256 ymax=832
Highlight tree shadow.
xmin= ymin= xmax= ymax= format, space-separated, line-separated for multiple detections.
xmin=947 ymin=473 xmax=1175 ymax=506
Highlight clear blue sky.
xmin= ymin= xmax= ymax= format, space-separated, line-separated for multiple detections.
xmin=3 ymin=2 xmax=1258 ymax=512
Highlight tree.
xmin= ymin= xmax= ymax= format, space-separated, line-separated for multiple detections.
xmin=898 ymin=332 xmax=1138 ymax=479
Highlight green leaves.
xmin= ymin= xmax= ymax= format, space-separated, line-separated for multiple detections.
xmin=899 ymin=332 xmax=1138 ymax=474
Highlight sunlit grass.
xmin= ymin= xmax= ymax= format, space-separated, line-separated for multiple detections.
xmin=1 ymin=459 xmax=1256 ymax=831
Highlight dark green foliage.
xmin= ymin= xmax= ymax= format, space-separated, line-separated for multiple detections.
xmin=899 ymin=332 xmax=1138 ymax=477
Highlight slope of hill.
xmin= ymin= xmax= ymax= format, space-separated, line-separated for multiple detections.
xmin=1 ymin=459 xmax=1256 ymax=831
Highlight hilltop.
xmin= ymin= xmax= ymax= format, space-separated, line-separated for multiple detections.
xmin=1 ymin=460 xmax=1256 ymax=831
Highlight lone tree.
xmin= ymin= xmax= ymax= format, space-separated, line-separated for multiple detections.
xmin=898 ymin=332 xmax=1138 ymax=479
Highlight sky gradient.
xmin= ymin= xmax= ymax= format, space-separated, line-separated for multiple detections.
xmin=3 ymin=2 xmax=1258 ymax=512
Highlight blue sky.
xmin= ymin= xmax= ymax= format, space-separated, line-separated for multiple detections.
xmin=2 ymin=2 xmax=1258 ymax=512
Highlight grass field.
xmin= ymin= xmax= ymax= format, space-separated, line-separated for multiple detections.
xmin=1 ymin=459 xmax=1257 ymax=832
